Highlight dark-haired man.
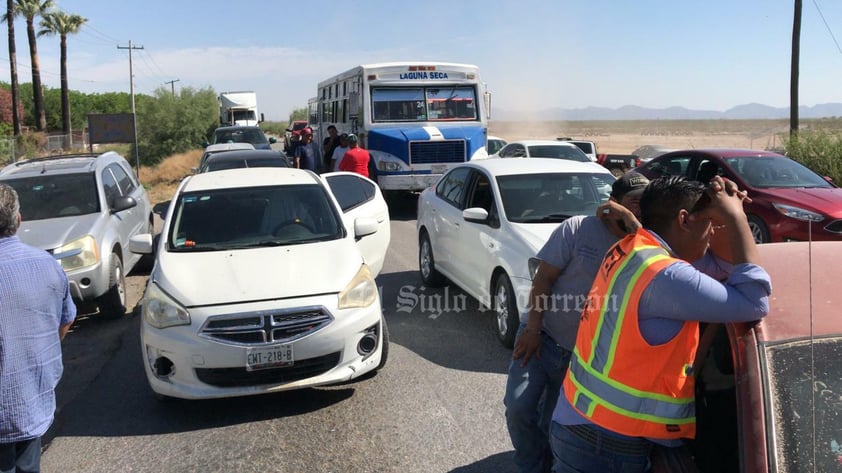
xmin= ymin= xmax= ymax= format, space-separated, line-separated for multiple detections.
xmin=549 ymin=176 xmax=771 ymax=473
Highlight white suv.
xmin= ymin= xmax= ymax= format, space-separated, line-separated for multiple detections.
xmin=0 ymin=152 xmax=153 ymax=316
xmin=130 ymin=168 xmax=391 ymax=400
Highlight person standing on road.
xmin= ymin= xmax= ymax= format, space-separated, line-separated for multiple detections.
xmin=294 ymin=127 xmax=322 ymax=173
xmin=504 ymin=172 xmax=649 ymax=473
xmin=549 ymin=176 xmax=771 ymax=473
xmin=338 ymin=134 xmax=370 ymax=178
xmin=330 ymin=133 xmax=350 ymax=172
xmin=0 ymin=184 xmax=76 ymax=473
xmin=322 ymin=125 xmax=340 ymax=172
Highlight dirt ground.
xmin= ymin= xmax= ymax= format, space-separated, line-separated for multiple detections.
xmin=488 ymin=121 xmax=790 ymax=155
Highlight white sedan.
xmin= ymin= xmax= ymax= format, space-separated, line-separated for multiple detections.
xmin=416 ymin=158 xmax=614 ymax=347
xmin=130 ymin=168 xmax=390 ymax=400
xmin=491 ymin=139 xmax=592 ymax=163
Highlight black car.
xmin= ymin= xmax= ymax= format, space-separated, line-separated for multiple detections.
xmin=199 ymin=149 xmax=290 ymax=173
xmin=209 ymin=126 xmax=276 ymax=150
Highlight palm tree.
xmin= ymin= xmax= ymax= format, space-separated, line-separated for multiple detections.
xmin=3 ymin=0 xmax=21 ymax=135
xmin=14 ymin=0 xmax=53 ymax=132
xmin=39 ymin=9 xmax=86 ymax=135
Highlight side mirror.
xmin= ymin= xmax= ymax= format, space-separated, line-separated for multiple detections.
xmin=463 ymin=207 xmax=489 ymax=223
xmin=190 ymin=166 xmax=199 ymax=174
xmin=260 ymin=113 xmax=265 ymax=123
xmin=354 ymin=217 xmax=379 ymax=238
xmin=202 ymin=141 xmax=209 ymax=148
xmin=269 ymin=137 xmax=278 ymax=144
xmin=129 ymin=233 xmax=154 ymax=255
xmin=111 ymin=195 xmax=137 ymax=214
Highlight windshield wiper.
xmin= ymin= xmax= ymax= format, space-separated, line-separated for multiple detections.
xmin=228 ymin=239 xmax=295 ymax=248
xmin=518 ymin=213 xmax=573 ymax=223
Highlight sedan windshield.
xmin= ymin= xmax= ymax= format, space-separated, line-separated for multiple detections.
xmin=3 ymin=173 xmax=100 ymax=220
xmin=727 ymin=156 xmax=832 ymax=189
xmin=527 ymin=145 xmax=591 ymax=163
xmin=497 ymin=172 xmax=614 ymax=223
xmin=765 ymin=337 xmax=842 ymax=472
xmin=167 ymin=184 xmax=343 ymax=250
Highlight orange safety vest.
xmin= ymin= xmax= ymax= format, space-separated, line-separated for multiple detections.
xmin=563 ymin=228 xmax=698 ymax=440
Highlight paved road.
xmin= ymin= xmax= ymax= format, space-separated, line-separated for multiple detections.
xmin=41 ymin=193 xmax=518 ymax=473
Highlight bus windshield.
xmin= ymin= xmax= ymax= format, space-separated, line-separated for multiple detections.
xmin=371 ymin=86 xmax=477 ymax=122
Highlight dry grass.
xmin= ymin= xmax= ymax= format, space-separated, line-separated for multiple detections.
xmin=140 ymin=149 xmax=201 ymax=205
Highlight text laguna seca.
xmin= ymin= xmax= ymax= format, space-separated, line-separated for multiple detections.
xmin=399 ymin=72 xmax=450 ymax=80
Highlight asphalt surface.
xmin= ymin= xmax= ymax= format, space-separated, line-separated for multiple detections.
xmin=40 ymin=193 xmax=518 ymax=473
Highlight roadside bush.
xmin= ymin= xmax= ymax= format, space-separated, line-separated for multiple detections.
xmin=261 ymin=121 xmax=288 ymax=136
xmin=781 ymin=130 xmax=842 ymax=184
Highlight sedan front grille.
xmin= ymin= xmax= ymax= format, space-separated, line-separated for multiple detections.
xmin=195 ymin=352 xmax=341 ymax=387
xmin=200 ymin=308 xmax=333 ymax=345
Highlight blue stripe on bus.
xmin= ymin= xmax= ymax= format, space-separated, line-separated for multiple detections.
xmin=368 ymin=126 xmax=487 ymax=162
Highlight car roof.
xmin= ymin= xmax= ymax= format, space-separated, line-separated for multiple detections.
xmin=508 ymin=140 xmax=580 ymax=147
xmin=488 ymin=136 xmax=507 ymax=141
xmin=214 ymin=125 xmax=263 ymax=132
xmin=754 ymin=241 xmax=842 ymax=341
xmin=0 ymin=152 xmax=122 ymax=179
xmin=180 ymin=167 xmax=319 ymax=193
xmin=203 ymin=143 xmax=255 ymax=153
xmin=659 ymin=148 xmax=785 ymax=159
xmin=204 ymin=149 xmax=285 ymax=163
xmin=469 ymin=157 xmax=612 ymax=176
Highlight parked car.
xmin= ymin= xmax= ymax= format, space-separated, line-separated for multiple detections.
xmin=197 ymin=142 xmax=255 ymax=169
xmin=416 ymin=158 xmax=615 ymax=347
xmin=633 ymin=149 xmax=842 ymax=243
xmin=558 ymin=138 xmax=598 ymax=162
xmin=198 ymin=149 xmax=290 ymax=173
xmin=630 ymin=144 xmax=674 ymax=164
xmin=129 ymin=168 xmax=390 ymax=400
xmin=492 ymin=140 xmax=593 ymax=164
xmin=486 ymin=135 xmax=508 ymax=156
xmin=652 ymin=240 xmax=842 ymax=473
xmin=208 ymin=125 xmax=276 ymax=150
xmin=0 ymin=152 xmax=153 ymax=316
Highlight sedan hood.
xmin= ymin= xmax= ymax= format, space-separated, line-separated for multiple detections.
xmin=17 ymin=214 xmax=100 ymax=250
xmin=154 ymin=239 xmax=364 ymax=306
xmin=509 ymin=222 xmax=560 ymax=253
xmin=763 ymin=187 xmax=842 ymax=218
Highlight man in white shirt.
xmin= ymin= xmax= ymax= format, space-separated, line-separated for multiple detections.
xmin=330 ymin=133 xmax=350 ymax=171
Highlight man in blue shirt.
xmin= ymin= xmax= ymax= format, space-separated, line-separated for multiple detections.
xmin=0 ymin=184 xmax=76 ymax=473
xmin=294 ymin=127 xmax=322 ymax=173
xmin=549 ymin=176 xmax=771 ymax=473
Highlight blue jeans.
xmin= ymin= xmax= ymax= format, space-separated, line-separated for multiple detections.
xmin=504 ymin=324 xmax=572 ymax=473
xmin=0 ymin=437 xmax=41 ymax=473
xmin=549 ymin=422 xmax=651 ymax=473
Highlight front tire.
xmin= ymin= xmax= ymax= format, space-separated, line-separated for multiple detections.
xmin=747 ymin=214 xmax=770 ymax=243
xmin=97 ymin=253 xmax=127 ymax=317
xmin=493 ymin=272 xmax=519 ymax=349
xmin=418 ymin=231 xmax=446 ymax=287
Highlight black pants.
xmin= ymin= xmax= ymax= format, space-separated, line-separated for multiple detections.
xmin=0 ymin=437 xmax=41 ymax=473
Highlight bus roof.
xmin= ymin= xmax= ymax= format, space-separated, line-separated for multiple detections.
xmin=317 ymin=62 xmax=480 ymax=88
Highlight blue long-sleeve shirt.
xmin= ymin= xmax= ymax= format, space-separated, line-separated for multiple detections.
xmin=552 ymin=230 xmax=771 ymax=443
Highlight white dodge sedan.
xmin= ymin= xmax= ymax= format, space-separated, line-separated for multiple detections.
xmin=130 ymin=168 xmax=390 ymax=400
xmin=416 ymin=159 xmax=614 ymax=347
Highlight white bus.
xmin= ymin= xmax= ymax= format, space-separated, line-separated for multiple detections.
xmin=310 ymin=62 xmax=491 ymax=191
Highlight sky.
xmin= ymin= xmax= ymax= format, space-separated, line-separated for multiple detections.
xmin=1 ymin=0 xmax=841 ymax=122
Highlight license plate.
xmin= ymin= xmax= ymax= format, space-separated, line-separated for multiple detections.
xmin=246 ymin=344 xmax=293 ymax=371
xmin=431 ymin=164 xmax=447 ymax=174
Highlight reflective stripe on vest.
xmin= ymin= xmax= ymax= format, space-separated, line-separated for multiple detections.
xmin=564 ymin=231 xmax=698 ymax=438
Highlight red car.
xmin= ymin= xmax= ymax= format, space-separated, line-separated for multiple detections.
xmin=634 ymin=149 xmax=842 ymax=243
xmin=653 ymin=241 xmax=842 ymax=473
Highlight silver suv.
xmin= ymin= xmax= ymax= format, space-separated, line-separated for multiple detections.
xmin=0 ymin=151 xmax=153 ymax=316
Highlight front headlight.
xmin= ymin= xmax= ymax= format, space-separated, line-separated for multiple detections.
xmin=528 ymin=257 xmax=541 ymax=280
xmin=143 ymin=282 xmax=190 ymax=329
xmin=377 ymin=161 xmax=402 ymax=172
xmin=338 ymin=264 xmax=377 ymax=309
xmin=772 ymin=203 xmax=825 ymax=222
xmin=54 ymin=235 xmax=99 ymax=271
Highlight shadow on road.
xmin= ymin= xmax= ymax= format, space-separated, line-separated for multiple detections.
xmin=449 ymin=451 xmax=517 ymax=473
xmin=377 ymin=270 xmax=511 ymax=375
xmin=385 ymin=192 xmax=419 ymax=221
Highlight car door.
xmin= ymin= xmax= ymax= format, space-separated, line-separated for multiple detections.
xmin=428 ymin=166 xmax=471 ymax=280
xmin=458 ymin=169 xmax=500 ymax=299
xmin=106 ymin=163 xmax=147 ymax=269
xmin=323 ymin=172 xmax=390 ymax=277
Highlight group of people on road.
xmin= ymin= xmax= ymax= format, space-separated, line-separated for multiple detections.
xmin=0 ymin=184 xmax=76 ymax=473
xmin=504 ymin=172 xmax=771 ymax=473
xmin=291 ymin=124 xmax=370 ymax=178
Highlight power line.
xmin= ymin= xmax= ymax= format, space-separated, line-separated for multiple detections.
xmin=164 ymin=79 xmax=180 ymax=96
xmin=811 ymin=0 xmax=842 ymax=56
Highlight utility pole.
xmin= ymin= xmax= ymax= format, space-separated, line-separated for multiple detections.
xmin=790 ymin=0 xmax=802 ymax=139
xmin=164 ymin=79 xmax=181 ymax=97
xmin=117 ymin=40 xmax=144 ymax=177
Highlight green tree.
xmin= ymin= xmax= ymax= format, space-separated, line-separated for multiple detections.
xmin=288 ymin=107 xmax=308 ymax=125
xmin=13 ymin=0 xmax=53 ymax=131
xmin=38 ymin=8 xmax=86 ymax=134
xmin=134 ymin=86 xmax=218 ymax=165
xmin=2 ymin=0 xmax=22 ymax=134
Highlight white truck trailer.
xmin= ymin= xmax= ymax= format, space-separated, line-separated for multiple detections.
xmin=219 ymin=91 xmax=263 ymax=126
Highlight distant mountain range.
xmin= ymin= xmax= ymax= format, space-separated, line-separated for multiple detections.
xmin=494 ymin=103 xmax=842 ymax=121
